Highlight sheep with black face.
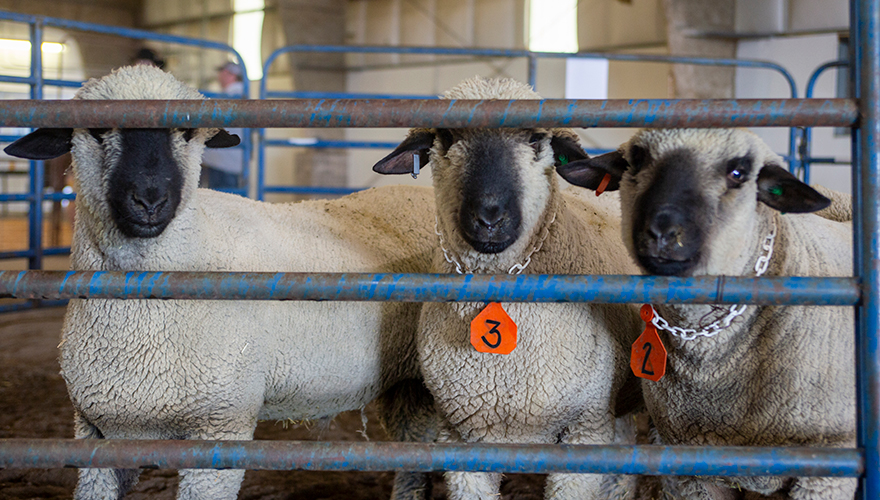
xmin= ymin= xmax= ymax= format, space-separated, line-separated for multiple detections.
xmin=560 ymin=128 xmax=855 ymax=500
xmin=6 ymin=65 xmax=440 ymax=500
xmin=374 ymin=76 xmax=643 ymax=500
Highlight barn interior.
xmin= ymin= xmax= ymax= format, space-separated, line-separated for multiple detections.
xmin=0 ymin=1 xmax=857 ymax=499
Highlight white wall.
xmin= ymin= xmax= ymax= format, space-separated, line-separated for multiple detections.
xmin=735 ymin=33 xmax=850 ymax=192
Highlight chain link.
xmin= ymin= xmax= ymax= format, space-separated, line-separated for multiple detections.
xmin=651 ymin=220 xmax=777 ymax=341
xmin=435 ymin=211 xmax=557 ymax=276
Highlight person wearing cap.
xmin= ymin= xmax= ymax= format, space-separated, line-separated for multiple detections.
xmin=217 ymin=61 xmax=244 ymax=96
xmin=202 ymin=62 xmax=246 ymax=190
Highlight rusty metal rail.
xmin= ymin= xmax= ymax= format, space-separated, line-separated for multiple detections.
xmin=0 ymin=98 xmax=858 ymax=129
xmin=0 ymin=270 xmax=860 ymax=305
xmin=0 ymin=439 xmax=863 ymax=477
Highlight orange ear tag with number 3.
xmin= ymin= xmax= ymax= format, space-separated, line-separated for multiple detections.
xmin=630 ymin=304 xmax=667 ymax=381
xmin=471 ymin=302 xmax=517 ymax=354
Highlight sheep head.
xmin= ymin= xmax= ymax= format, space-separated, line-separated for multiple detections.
xmin=556 ymin=128 xmax=831 ymax=276
xmin=373 ymin=77 xmax=588 ymax=268
xmin=4 ymin=65 xmax=239 ymax=239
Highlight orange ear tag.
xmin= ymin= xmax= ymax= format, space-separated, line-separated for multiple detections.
xmin=630 ymin=304 xmax=667 ymax=381
xmin=470 ymin=302 xmax=517 ymax=354
xmin=595 ymin=173 xmax=612 ymax=196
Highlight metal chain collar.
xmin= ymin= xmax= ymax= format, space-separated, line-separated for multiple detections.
xmin=435 ymin=211 xmax=557 ymax=276
xmin=650 ymin=220 xmax=777 ymax=341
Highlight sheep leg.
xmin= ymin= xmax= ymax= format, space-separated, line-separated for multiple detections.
xmin=177 ymin=469 xmax=246 ymax=500
xmin=375 ymin=378 xmax=441 ymax=500
xmin=669 ymin=476 xmax=741 ymax=500
xmin=788 ymin=477 xmax=858 ymax=500
xmin=176 ymin=427 xmax=255 ymax=500
xmin=545 ymin=415 xmax=625 ymax=500
xmin=443 ymin=470 xmax=503 ymax=500
xmin=72 ymin=410 xmax=140 ymax=500
xmin=436 ymin=421 xmax=502 ymax=500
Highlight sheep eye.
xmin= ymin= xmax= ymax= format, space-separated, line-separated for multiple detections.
xmin=88 ymin=128 xmax=110 ymax=144
xmin=725 ymin=156 xmax=752 ymax=187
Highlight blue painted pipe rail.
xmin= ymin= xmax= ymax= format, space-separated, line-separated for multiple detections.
xmin=0 ymin=98 xmax=857 ymax=129
xmin=0 ymin=270 xmax=860 ymax=305
xmin=803 ymin=60 xmax=851 ymax=183
xmin=855 ymin=0 xmax=880 ymax=497
xmin=0 ymin=439 xmax=863 ymax=477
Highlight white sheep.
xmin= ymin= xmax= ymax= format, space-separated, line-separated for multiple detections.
xmin=558 ymin=127 xmax=856 ymax=499
xmin=373 ymin=76 xmax=643 ymax=500
xmin=5 ymin=65 xmax=440 ymax=500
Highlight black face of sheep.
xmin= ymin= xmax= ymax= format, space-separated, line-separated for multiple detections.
xmin=4 ymin=127 xmax=239 ymax=238
xmin=373 ymin=128 xmax=588 ymax=254
xmin=555 ymin=132 xmax=832 ymax=276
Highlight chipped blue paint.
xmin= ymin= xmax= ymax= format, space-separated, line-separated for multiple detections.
xmin=501 ymin=100 xmax=513 ymax=126
xmin=0 ymin=439 xmax=861 ymax=476
xmin=0 ymin=271 xmax=860 ymax=305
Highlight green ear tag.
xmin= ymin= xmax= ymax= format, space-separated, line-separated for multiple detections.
xmin=558 ymin=154 xmax=569 ymax=166
xmin=769 ymin=186 xmax=783 ymax=196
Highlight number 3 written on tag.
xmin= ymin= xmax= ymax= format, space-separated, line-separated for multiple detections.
xmin=470 ymin=302 xmax=517 ymax=354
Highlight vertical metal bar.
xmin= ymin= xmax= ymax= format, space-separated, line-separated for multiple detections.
xmin=857 ymin=0 xmax=880 ymax=498
xmin=528 ymin=53 xmax=538 ymax=89
xmin=28 ymin=20 xmax=44 ymax=271
xmin=257 ymin=128 xmax=267 ymax=201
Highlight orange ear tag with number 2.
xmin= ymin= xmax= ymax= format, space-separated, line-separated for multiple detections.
xmin=471 ymin=302 xmax=517 ymax=354
xmin=630 ymin=304 xmax=667 ymax=381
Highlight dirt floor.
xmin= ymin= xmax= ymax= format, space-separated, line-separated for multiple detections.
xmin=0 ymin=306 xmax=547 ymax=500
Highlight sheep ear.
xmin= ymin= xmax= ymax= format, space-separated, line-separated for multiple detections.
xmin=205 ymin=129 xmax=240 ymax=148
xmin=550 ymin=134 xmax=589 ymax=167
xmin=757 ymin=163 xmax=831 ymax=213
xmin=372 ymin=130 xmax=434 ymax=175
xmin=4 ymin=128 xmax=73 ymax=160
xmin=556 ymin=150 xmax=627 ymax=192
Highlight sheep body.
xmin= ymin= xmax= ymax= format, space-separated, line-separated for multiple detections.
xmin=11 ymin=66 xmax=439 ymax=500
xmin=375 ymin=76 xmax=642 ymax=500
xmin=573 ymin=128 xmax=855 ymax=499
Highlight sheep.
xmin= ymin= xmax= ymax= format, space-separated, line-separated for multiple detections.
xmin=557 ymin=127 xmax=856 ymax=499
xmin=4 ymin=64 xmax=440 ymax=500
xmin=373 ymin=76 xmax=644 ymax=500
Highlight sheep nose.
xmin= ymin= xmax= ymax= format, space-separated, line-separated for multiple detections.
xmin=647 ymin=209 xmax=684 ymax=248
xmin=132 ymin=191 xmax=169 ymax=217
xmin=475 ymin=204 xmax=505 ymax=230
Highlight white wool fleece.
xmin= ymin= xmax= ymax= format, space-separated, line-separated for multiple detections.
xmin=420 ymin=76 xmax=643 ymax=500
xmin=617 ymin=128 xmax=855 ymax=500
xmin=59 ymin=66 xmax=440 ymax=500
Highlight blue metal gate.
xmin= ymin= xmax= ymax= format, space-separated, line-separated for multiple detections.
xmin=0 ymin=0 xmax=877 ymax=498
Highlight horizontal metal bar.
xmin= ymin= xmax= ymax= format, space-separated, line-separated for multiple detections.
xmin=262 ymin=186 xmax=364 ymax=195
xmin=0 ymin=271 xmax=859 ymax=305
xmin=0 ymin=246 xmax=70 ymax=260
xmin=0 ymin=192 xmax=76 ymax=202
xmin=265 ymin=138 xmax=401 ymax=149
xmin=0 ymin=299 xmax=68 ymax=314
xmin=266 ymin=91 xmax=439 ymax=100
xmin=0 ymin=439 xmax=862 ymax=477
xmin=0 ymin=99 xmax=858 ymax=129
